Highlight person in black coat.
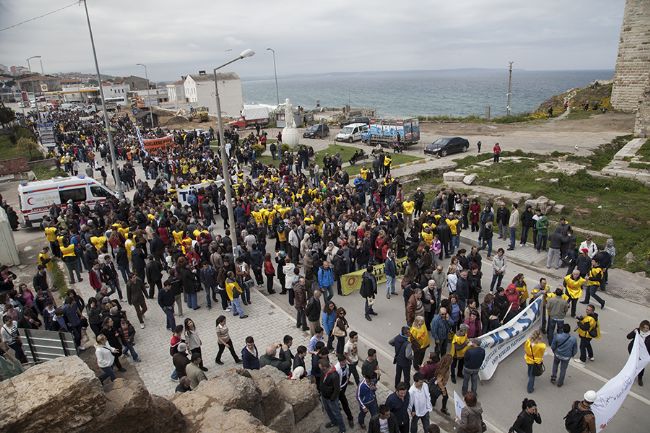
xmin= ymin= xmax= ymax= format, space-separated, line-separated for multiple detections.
xmin=627 ymin=320 xmax=650 ymax=386
xmin=100 ymin=317 xmax=126 ymax=372
xmin=131 ymin=244 xmax=147 ymax=282
xmin=388 ymin=327 xmax=412 ymax=388
xmin=509 ymin=398 xmax=541 ymax=433
xmin=145 ymin=255 xmax=164 ymax=299
xmin=368 ymin=404 xmax=400 ymax=433
xmin=436 ymin=220 xmax=452 ymax=258
xmin=241 ymin=336 xmax=260 ymax=370
xmin=520 ymin=205 xmax=535 ymax=246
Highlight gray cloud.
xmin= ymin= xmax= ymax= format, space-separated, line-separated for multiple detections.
xmin=0 ymin=0 xmax=625 ymax=81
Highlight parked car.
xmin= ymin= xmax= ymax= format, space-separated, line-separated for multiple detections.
xmin=303 ymin=124 xmax=330 ymax=139
xmin=424 ymin=136 xmax=470 ymax=157
xmin=336 ymin=123 xmax=368 ymax=143
xmin=339 ymin=116 xmax=370 ymax=128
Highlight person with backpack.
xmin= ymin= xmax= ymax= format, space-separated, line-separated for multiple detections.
xmin=564 ymin=391 xmax=596 ymax=433
xmin=575 ymin=304 xmax=599 ymax=364
xmin=508 ymin=398 xmax=541 ymax=433
xmin=389 ymin=326 xmax=412 ymax=388
xmin=550 ymin=323 xmax=578 ymax=387
xmin=360 ymin=265 xmax=378 ymax=321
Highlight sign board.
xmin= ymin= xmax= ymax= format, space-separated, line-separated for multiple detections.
xmin=340 ymin=256 xmax=407 ymax=296
xmin=143 ymin=135 xmax=174 ymax=151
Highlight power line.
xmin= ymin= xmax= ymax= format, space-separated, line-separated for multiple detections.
xmin=0 ymin=1 xmax=79 ymax=33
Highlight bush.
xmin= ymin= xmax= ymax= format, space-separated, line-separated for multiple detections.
xmin=251 ymin=143 xmax=265 ymax=154
xmin=17 ymin=137 xmax=42 ymax=161
xmin=280 ymin=144 xmax=292 ymax=153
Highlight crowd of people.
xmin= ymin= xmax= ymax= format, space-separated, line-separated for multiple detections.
xmin=0 ymin=105 xmax=648 ymax=433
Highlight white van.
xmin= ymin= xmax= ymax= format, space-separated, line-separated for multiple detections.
xmin=17 ymin=176 xmax=117 ymax=227
xmin=336 ymin=123 xmax=368 ymax=143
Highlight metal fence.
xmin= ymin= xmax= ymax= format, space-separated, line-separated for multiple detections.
xmin=21 ymin=329 xmax=77 ymax=364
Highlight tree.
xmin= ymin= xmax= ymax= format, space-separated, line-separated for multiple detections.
xmin=0 ymin=104 xmax=16 ymax=128
xmin=17 ymin=137 xmax=41 ymax=160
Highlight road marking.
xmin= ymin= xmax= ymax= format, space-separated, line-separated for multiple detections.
xmin=570 ymin=360 xmax=650 ymax=406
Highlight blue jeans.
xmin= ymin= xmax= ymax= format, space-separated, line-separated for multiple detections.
xmin=490 ymin=272 xmax=504 ymax=291
xmin=551 ymin=356 xmax=569 ymax=386
xmin=187 ymin=292 xmax=198 ymax=309
xmin=322 ymin=285 xmax=334 ymax=302
xmin=547 ymin=319 xmax=564 ymax=345
xmin=204 ymin=285 xmax=216 ymax=308
xmin=509 ymin=227 xmax=517 ymax=249
xmin=527 ymin=364 xmax=536 ymax=393
xmin=322 ymin=396 xmax=346 ymax=432
xmin=481 ymin=238 xmax=493 ymax=256
xmin=162 ymin=306 xmax=176 ymax=330
xmin=118 ymin=266 xmax=130 ymax=285
xmin=358 ymin=399 xmax=378 ymax=427
xmin=122 ymin=342 xmax=140 ymax=361
xmin=231 ymin=297 xmax=245 ymax=317
xmin=462 ymin=367 xmax=480 ymax=395
xmin=386 ymin=275 xmax=396 ymax=295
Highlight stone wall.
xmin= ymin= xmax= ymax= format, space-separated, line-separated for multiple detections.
xmin=611 ymin=0 xmax=650 ymax=112
xmin=0 ymin=157 xmax=29 ymax=176
xmin=634 ymin=78 xmax=650 ymax=137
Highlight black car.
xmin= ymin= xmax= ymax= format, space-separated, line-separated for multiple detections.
xmin=424 ymin=136 xmax=470 ymax=157
xmin=303 ymin=124 xmax=330 ymax=139
xmin=339 ymin=116 xmax=370 ymax=128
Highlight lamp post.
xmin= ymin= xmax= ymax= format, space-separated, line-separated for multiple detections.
xmin=506 ymin=61 xmax=513 ymax=116
xmin=266 ymin=48 xmax=280 ymax=107
xmin=213 ymin=48 xmax=255 ymax=249
xmin=136 ymin=63 xmax=154 ymax=129
xmin=26 ymin=56 xmax=41 ymax=120
xmin=82 ymin=0 xmax=123 ymax=199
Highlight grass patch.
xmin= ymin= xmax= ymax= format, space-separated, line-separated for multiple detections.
xmin=565 ymin=110 xmax=596 ymax=120
xmin=571 ymin=134 xmax=632 ymax=170
xmin=0 ymin=127 xmax=40 ymax=160
xmin=417 ymin=115 xmax=486 ymax=123
xmin=628 ymin=162 xmax=650 ymax=170
xmin=314 ymin=144 xmax=358 ymax=166
xmin=638 ymin=139 xmax=650 ymax=162
xmin=32 ymin=165 xmax=67 ymax=180
xmin=52 ymin=260 xmax=69 ymax=300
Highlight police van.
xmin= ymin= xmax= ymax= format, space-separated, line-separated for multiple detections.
xmin=17 ymin=176 xmax=117 ymax=227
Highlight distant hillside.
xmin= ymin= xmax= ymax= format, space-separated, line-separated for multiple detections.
xmin=537 ymin=81 xmax=613 ymax=112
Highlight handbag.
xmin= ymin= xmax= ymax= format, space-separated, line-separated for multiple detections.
xmin=332 ymin=325 xmax=346 ymax=337
xmin=529 ymin=342 xmax=545 ymax=376
xmin=367 ymin=296 xmax=375 ymax=306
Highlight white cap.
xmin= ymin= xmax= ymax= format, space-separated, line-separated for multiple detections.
xmin=584 ymin=390 xmax=597 ymax=403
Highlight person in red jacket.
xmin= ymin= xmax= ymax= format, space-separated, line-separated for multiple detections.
xmin=263 ymin=253 xmax=276 ymax=295
xmin=89 ymin=261 xmax=103 ymax=292
xmin=493 ymin=143 xmax=502 ymax=163
xmin=504 ymin=283 xmax=520 ymax=323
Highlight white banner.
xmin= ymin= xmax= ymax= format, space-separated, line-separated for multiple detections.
xmin=592 ymin=332 xmax=650 ymax=432
xmin=477 ymin=297 xmax=543 ymax=380
xmin=454 ymin=390 xmax=465 ymax=419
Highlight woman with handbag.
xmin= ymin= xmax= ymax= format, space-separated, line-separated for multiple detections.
xmin=332 ymin=307 xmax=348 ymax=356
xmin=524 ymin=330 xmax=546 ymax=393
xmin=430 ymin=353 xmax=452 ymax=416
xmin=409 ymin=316 xmax=430 ymax=371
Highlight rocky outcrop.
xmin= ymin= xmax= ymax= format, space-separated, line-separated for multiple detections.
xmin=0 ymin=357 xmax=320 ymax=433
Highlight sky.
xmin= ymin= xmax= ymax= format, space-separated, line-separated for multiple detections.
xmin=0 ymin=0 xmax=626 ymax=82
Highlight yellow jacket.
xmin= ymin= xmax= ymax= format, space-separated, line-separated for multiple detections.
xmin=446 ymin=218 xmax=459 ymax=236
xmin=577 ymin=315 xmax=599 ymax=339
xmin=524 ymin=339 xmax=546 ymax=365
xmin=421 ymin=231 xmax=433 ymax=246
xmin=564 ymin=275 xmax=585 ymax=300
xmin=90 ymin=235 xmax=107 ymax=251
xmin=410 ymin=324 xmax=430 ymax=350
xmin=38 ymin=252 xmax=53 ymax=271
xmin=450 ymin=334 xmax=469 ymax=358
xmin=225 ymin=279 xmax=243 ymax=301
xmin=60 ymin=244 xmax=76 ymax=258
xmin=44 ymin=227 xmax=57 ymax=242
xmin=587 ymin=267 xmax=603 ymax=287
xmin=402 ymin=201 xmax=415 ymax=215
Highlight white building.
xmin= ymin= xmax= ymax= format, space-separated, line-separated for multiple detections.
xmin=101 ymin=83 xmax=130 ymax=105
xmin=183 ymin=71 xmax=243 ymax=118
xmin=166 ymin=80 xmax=186 ymax=105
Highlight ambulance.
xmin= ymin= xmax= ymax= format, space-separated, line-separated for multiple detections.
xmin=17 ymin=175 xmax=118 ymax=227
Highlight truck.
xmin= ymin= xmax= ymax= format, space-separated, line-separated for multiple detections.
xmin=228 ymin=105 xmax=270 ymax=130
xmin=361 ymin=118 xmax=420 ymax=147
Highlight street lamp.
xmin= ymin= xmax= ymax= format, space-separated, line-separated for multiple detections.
xmin=136 ymin=63 xmax=154 ymax=129
xmin=213 ymin=48 xmax=255 ymax=249
xmin=81 ymin=0 xmax=123 ymax=199
xmin=26 ymin=55 xmax=41 ymax=120
xmin=266 ymin=48 xmax=279 ymax=107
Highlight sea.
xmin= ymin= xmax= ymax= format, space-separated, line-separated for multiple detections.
xmin=242 ymin=69 xmax=614 ymax=118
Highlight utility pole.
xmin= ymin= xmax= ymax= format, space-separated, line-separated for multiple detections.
xmin=266 ymin=48 xmax=280 ymax=106
xmin=506 ymin=61 xmax=513 ymax=116
xmin=82 ymin=0 xmax=124 ymax=199
xmin=136 ymin=63 xmax=154 ymax=129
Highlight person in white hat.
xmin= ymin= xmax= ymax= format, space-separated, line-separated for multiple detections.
xmin=564 ymin=390 xmax=596 ymax=433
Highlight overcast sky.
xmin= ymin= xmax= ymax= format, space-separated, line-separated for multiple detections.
xmin=0 ymin=0 xmax=625 ymax=82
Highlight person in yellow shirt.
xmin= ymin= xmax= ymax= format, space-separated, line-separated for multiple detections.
xmin=450 ymin=324 xmax=470 ymax=383
xmin=409 ymin=316 xmax=430 ymax=371
xmin=420 ymin=225 xmax=433 ymax=246
xmin=563 ymin=270 xmax=585 ymax=317
xmin=383 ymin=154 xmax=392 ymax=176
xmin=446 ymin=212 xmax=460 ymax=254
xmin=38 ymin=247 xmax=53 ymax=272
xmin=90 ymin=234 xmax=108 ymax=253
xmin=402 ymin=200 xmax=414 ymax=229
xmin=576 ymin=304 xmax=599 ymax=364
xmin=583 ymin=259 xmax=605 ymax=310
xmin=60 ymin=238 xmax=83 ymax=284
xmin=524 ymin=329 xmax=546 ymax=393
xmin=44 ymin=224 xmax=60 ymax=257
xmin=225 ymin=272 xmax=247 ymax=319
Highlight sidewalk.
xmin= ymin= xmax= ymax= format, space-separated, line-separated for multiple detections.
xmin=460 ymin=229 xmax=650 ymax=307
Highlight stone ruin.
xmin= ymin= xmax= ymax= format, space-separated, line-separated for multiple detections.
xmin=0 ymin=356 xmax=322 ymax=433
